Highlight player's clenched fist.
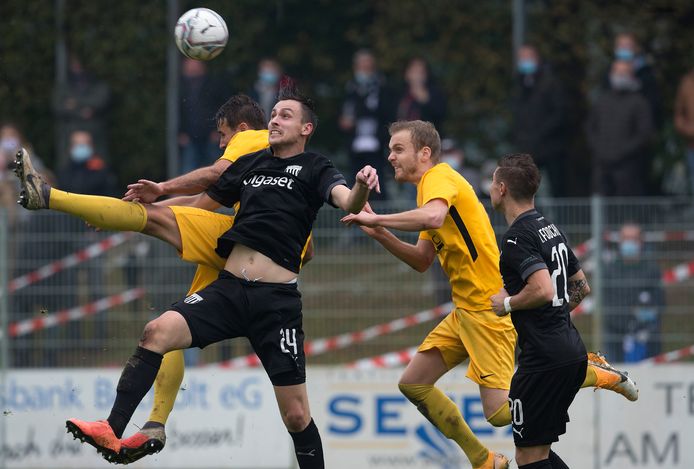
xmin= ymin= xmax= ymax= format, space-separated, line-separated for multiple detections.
xmin=355 ymin=165 xmax=380 ymax=193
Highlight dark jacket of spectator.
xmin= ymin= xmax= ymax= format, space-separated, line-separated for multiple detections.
xmin=511 ymin=65 xmax=568 ymax=168
xmin=57 ymin=155 xmax=118 ymax=197
xmin=511 ymin=64 xmax=569 ymax=196
xmin=586 ymin=87 xmax=653 ymax=196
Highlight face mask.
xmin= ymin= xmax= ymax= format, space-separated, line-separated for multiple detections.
xmin=70 ymin=143 xmax=93 ymax=163
xmin=442 ymin=156 xmax=461 ymax=171
xmin=259 ymin=70 xmax=279 ymax=85
xmin=0 ymin=137 xmax=19 ymax=153
xmin=354 ymin=72 xmax=372 ymax=85
xmin=619 ymin=240 xmax=640 ymax=259
xmin=517 ymin=59 xmax=538 ymax=75
xmin=614 ymin=48 xmax=635 ymax=61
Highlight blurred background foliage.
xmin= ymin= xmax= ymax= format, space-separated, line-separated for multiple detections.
xmin=1 ymin=0 xmax=694 ymax=193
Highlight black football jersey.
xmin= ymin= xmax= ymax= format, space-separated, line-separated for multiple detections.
xmin=499 ymin=209 xmax=587 ymax=372
xmin=207 ymin=149 xmax=347 ymax=273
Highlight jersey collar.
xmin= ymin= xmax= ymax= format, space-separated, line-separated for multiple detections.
xmin=510 ymin=208 xmax=540 ymax=227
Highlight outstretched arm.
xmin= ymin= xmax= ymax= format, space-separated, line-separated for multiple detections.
xmin=123 ymin=159 xmax=232 ymax=202
xmin=342 ymin=198 xmax=448 ymax=232
xmin=359 ymin=225 xmax=436 ymax=272
xmin=330 ymin=165 xmax=380 ymax=213
xmin=154 ymin=192 xmax=222 ymax=211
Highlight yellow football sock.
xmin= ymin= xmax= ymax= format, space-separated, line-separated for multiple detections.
xmin=399 ymin=383 xmax=488 ymax=467
xmin=49 ymin=188 xmax=147 ymax=232
xmin=581 ymin=365 xmax=598 ymax=388
xmin=148 ymin=350 xmax=185 ymax=425
xmin=487 ymin=401 xmax=511 ymax=427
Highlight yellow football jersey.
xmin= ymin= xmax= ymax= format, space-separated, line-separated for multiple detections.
xmin=418 ymin=163 xmax=503 ymax=312
xmin=219 ymin=129 xmax=269 ymax=163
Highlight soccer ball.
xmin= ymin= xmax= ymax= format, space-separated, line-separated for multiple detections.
xmin=174 ymin=8 xmax=228 ymax=61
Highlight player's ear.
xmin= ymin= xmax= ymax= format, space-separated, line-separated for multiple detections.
xmin=301 ymin=122 xmax=314 ymax=137
xmin=420 ymin=146 xmax=432 ymax=162
xmin=236 ymin=122 xmax=249 ymax=132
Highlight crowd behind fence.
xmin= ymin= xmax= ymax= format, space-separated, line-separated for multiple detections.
xmin=3 ymin=197 xmax=694 ymax=369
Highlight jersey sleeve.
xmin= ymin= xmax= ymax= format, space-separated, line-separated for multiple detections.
xmin=503 ymin=231 xmax=547 ymax=281
xmin=566 ymin=243 xmax=581 ymax=277
xmin=206 ymin=153 xmax=256 ymax=207
xmin=219 ymin=130 xmax=268 ymax=163
xmin=313 ymin=155 xmax=347 ymax=207
xmin=419 ymin=167 xmax=458 ymax=207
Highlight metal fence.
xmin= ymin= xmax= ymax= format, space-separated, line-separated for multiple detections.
xmin=3 ymin=197 xmax=694 ymax=369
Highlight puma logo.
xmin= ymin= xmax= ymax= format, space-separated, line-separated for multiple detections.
xmin=513 ymin=427 xmax=524 ymax=438
xmin=297 ymin=449 xmax=316 ymax=457
xmin=507 ymin=238 xmax=518 ymax=245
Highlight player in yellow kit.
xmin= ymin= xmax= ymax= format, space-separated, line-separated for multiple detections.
xmin=343 ymin=120 xmax=638 ymax=469
xmin=15 ymin=94 xmax=310 ymax=463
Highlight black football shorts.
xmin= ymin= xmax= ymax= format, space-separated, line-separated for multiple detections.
xmin=171 ymin=270 xmax=305 ymax=385
xmin=508 ymin=359 xmax=587 ymax=447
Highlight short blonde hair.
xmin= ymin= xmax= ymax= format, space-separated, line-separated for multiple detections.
xmin=388 ymin=120 xmax=441 ymax=162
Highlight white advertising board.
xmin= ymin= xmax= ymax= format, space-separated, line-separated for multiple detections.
xmin=1 ymin=369 xmax=292 ymax=468
xmin=1 ymin=364 xmax=691 ymax=468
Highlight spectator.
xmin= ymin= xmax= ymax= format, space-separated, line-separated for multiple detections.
xmin=511 ymin=44 xmax=569 ymax=197
xmin=56 ymin=129 xmax=118 ymax=349
xmin=610 ymin=32 xmax=662 ymax=129
xmin=57 ymin=130 xmax=118 ymax=196
xmin=53 ymin=54 xmax=110 ymax=163
xmin=339 ymin=49 xmax=394 ymax=202
xmin=587 ymin=60 xmax=654 ymax=196
xmin=396 ymin=57 xmax=446 ymax=130
xmin=673 ymin=67 xmax=694 ymax=196
xmin=248 ymin=58 xmax=282 ymax=122
xmin=179 ymin=58 xmax=225 ymax=173
xmin=440 ymin=138 xmax=482 ymax=195
xmin=603 ymin=223 xmax=664 ymax=362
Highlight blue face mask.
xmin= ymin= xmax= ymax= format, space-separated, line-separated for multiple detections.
xmin=259 ymin=70 xmax=279 ymax=85
xmin=517 ymin=59 xmax=538 ymax=75
xmin=70 ymin=143 xmax=93 ymax=163
xmin=619 ymin=240 xmax=640 ymax=259
xmin=615 ymin=48 xmax=635 ymax=61
xmin=354 ymin=72 xmax=372 ymax=85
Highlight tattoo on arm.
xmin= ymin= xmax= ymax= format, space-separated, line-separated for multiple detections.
xmin=568 ymin=278 xmax=588 ymax=305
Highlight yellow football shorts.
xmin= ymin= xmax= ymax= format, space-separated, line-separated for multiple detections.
xmin=169 ymin=206 xmax=234 ymax=293
xmin=419 ymin=307 xmax=517 ymax=389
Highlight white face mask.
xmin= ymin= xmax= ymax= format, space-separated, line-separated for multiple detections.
xmin=0 ymin=137 xmax=19 ymax=153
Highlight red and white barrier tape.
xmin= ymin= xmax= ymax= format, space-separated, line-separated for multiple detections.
xmin=3 ymin=288 xmax=144 ymax=339
xmin=210 ymin=302 xmax=454 ymax=369
xmin=348 ymin=346 xmax=418 ymax=370
xmin=640 ymin=344 xmax=694 ymax=364
xmin=8 ymin=232 xmax=134 ymax=293
xmin=662 ymin=260 xmax=694 ymax=285
xmin=570 ymin=297 xmax=592 ymax=317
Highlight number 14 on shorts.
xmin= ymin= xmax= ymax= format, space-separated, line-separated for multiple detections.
xmin=280 ymin=328 xmax=298 ymax=355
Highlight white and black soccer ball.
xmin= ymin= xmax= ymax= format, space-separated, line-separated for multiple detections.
xmin=174 ymin=8 xmax=228 ymax=61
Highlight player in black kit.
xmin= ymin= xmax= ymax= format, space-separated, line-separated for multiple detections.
xmin=489 ymin=154 xmax=589 ymax=469
xmin=65 ymin=80 xmax=380 ymax=469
